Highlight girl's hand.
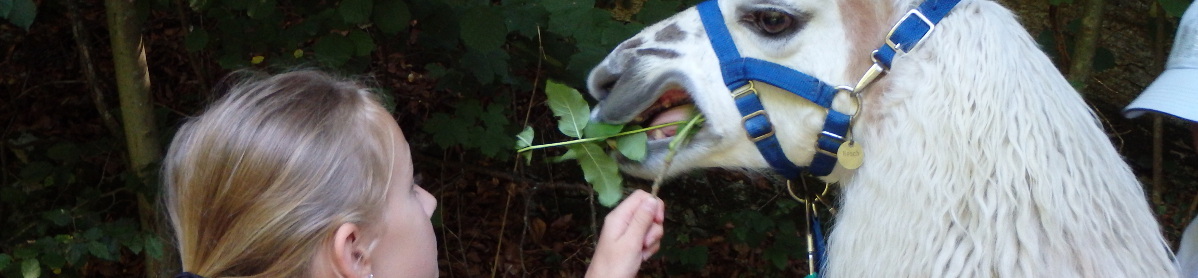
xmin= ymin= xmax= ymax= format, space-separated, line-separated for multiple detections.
xmin=586 ymin=190 xmax=666 ymax=278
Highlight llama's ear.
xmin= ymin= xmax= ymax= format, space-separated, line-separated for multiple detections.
xmin=330 ymin=223 xmax=372 ymax=277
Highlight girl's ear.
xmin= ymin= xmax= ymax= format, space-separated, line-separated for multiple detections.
xmin=331 ymin=223 xmax=372 ymax=278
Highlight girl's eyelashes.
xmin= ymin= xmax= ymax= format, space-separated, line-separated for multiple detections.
xmin=413 ymin=173 xmax=424 ymax=186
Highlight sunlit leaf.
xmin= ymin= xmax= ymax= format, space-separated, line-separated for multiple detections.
xmin=516 ymin=126 xmax=535 ymax=163
xmin=545 ymin=80 xmax=590 ymax=138
xmin=571 ymin=143 xmax=622 ymax=207
xmin=21 ymin=258 xmax=39 ymax=278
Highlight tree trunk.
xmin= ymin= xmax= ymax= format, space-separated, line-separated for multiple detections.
xmin=103 ymin=0 xmax=174 ymax=276
xmin=1067 ymin=0 xmax=1105 ymax=90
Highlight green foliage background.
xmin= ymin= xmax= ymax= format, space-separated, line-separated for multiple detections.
xmin=1 ymin=0 xmax=1196 ymax=276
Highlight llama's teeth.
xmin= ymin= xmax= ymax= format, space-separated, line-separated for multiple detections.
xmin=650 ymin=129 xmax=664 ymax=140
xmin=634 ymin=116 xmax=645 ymax=123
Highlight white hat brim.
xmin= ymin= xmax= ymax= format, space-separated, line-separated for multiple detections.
xmin=1124 ymin=68 xmax=1198 ymax=122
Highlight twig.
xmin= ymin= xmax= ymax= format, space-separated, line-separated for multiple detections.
xmin=517 ymin=121 xmax=689 ymax=153
xmin=491 ymin=184 xmax=514 ymax=277
xmin=66 ymin=0 xmax=123 ymax=139
xmin=650 ymin=114 xmax=706 ymax=195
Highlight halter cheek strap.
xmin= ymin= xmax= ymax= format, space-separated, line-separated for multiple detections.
xmin=697 ymin=0 xmax=849 ymax=178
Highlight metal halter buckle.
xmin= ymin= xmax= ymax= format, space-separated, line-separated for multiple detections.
xmin=885 ymin=9 xmax=935 ymax=55
xmin=734 ymin=83 xmax=776 ymax=142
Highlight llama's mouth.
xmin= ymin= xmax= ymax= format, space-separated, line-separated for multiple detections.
xmin=631 ymin=86 xmax=697 ymax=141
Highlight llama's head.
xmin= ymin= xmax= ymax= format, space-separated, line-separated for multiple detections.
xmin=587 ymin=0 xmax=899 ymax=180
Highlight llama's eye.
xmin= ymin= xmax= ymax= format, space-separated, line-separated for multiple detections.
xmin=755 ymin=10 xmax=793 ymax=35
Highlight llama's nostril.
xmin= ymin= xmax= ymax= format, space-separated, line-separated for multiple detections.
xmin=600 ymin=80 xmax=616 ymax=96
xmin=586 ymin=67 xmax=621 ymax=101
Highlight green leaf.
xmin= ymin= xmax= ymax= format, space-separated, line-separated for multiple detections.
xmin=0 ymin=254 xmax=11 ymax=271
xmin=1159 ymin=0 xmax=1191 ymax=17
xmin=39 ymin=253 xmax=63 ymax=270
xmin=567 ymin=44 xmax=608 ymax=84
xmin=184 ymin=28 xmax=209 ymax=52
xmin=544 ymin=80 xmax=590 ymax=138
xmin=460 ymin=6 xmax=507 ymax=51
xmin=615 ymin=127 xmax=647 ymax=162
xmin=126 ymin=234 xmax=144 ymax=255
xmin=145 ymin=235 xmax=164 ymax=259
xmin=516 ymin=126 xmax=535 ymax=149
xmin=246 ymin=0 xmax=277 ymax=19
xmin=763 ymin=246 xmax=789 ymax=270
xmin=87 ymin=241 xmax=111 ymax=261
xmin=583 ymin=122 xmax=622 ymax=138
xmin=549 ymin=7 xmax=605 ymax=40
xmin=571 ymin=143 xmax=622 ymax=206
xmin=477 ymin=120 xmax=515 ymax=158
xmin=5 ymin=0 xmax=36 ymax=31
xmin=83 ymin=227 xmax=102 ymax=241
xmin=637 ymin=0 xmax=679 ymax=25
xmin=504 ymin=4 xmax=549 ymax=37
xmin=339 ymin=0 xmax=373 ymax=24
xmin=21 ymin=258 xmax=39 ymax=278
xmin=1 ymin=0 xmax=12 ymax=17
xmin=460 ymin=49 xmax=510 ymax=84
xmin=313 ymin=34 xmax=354 ymax=67
xmin=516 ymin=126 xmax=535 ymax=163
xmin=373 ymin=0 xmax=410 ymax=34
xmin=13 ymin=246 xmax=36 ymax=259
xmin=347 ymin=30 xmax=375 ymax=56
xmin=550 ymin=148 xmax=578 ymax=162
xmin=40 ymin=209 xmax=70 ymax=227
xmin=600 ymin=21 xmax=644 ymax=47
xmin=423 ymin=113 xmax=468 ymax=148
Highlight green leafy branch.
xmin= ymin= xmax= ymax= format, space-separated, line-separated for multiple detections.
xmin=516 ymin=80 xmax=704 ymax=206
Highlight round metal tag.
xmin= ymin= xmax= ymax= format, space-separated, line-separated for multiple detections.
xmin=837 ymin=142 xmax=864 ymax=169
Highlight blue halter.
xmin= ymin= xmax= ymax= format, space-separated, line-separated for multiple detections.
xmin=696 ymin=0 xmax=961 ymax=274
xmin=695 ymin=0 xmax=960 ymax=179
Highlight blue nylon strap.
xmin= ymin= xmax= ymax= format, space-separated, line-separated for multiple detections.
xmin=699 ymin=0 xmax=741 ymax=64
xmin=699 ymin=0 xmax=847 ymax=179
xmin=811 ymin=210 xmax=827 ymax=272
xmin=873 ymin=0 xmax=962 ymax=68
xmin=810 ymin=110 xmax=850 ymax=176
xmin=736 ymin=91 xmax=804 ymax=179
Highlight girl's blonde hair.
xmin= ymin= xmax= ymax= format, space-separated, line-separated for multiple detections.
xmin=163 ymin=70 xmax=396 ymax=277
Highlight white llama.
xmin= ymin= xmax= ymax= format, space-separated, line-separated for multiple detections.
xmin=585 ymin=0 xmax=1185 ymax=276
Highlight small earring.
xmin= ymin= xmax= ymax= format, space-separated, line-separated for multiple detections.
xmin=367 ymin=274 xmax=373 ymax=278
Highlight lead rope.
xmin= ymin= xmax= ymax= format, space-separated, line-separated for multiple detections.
xmin=787 ymin=179 xmax=829 ymax=277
